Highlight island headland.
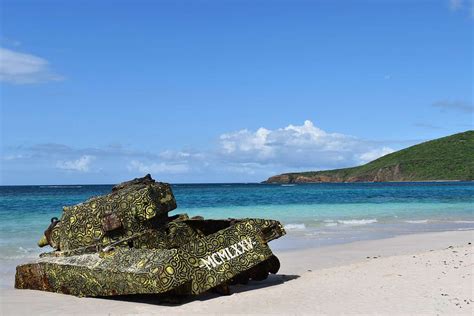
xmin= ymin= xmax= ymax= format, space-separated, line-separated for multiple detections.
xmin=263 ymin=131 xmax=474 ymax=184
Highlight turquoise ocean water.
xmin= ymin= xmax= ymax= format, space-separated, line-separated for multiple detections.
xmin=0 ymin=182 xmax=473 ymax=286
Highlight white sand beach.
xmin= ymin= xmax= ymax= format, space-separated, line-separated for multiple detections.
xmin=1 ymin=230 xmax=473 ymax=315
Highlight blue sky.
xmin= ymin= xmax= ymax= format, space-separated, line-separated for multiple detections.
xmin=0 ymin=0 xmax=472 ymax=184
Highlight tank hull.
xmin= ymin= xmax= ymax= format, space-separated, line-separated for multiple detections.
xmin=16 ymin=219 xmax=284 ymax=297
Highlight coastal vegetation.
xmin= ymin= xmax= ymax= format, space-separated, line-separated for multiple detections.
xmin=264 ymin=131 xmax=474 ymax=183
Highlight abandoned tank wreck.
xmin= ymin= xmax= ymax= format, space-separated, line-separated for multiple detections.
xmin=15 ymin=175 xmax=286 ymax=298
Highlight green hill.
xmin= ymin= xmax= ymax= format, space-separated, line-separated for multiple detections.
xmin=263 ymin=131 xmax=474 ymax=183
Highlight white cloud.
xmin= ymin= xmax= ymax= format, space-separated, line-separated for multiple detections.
xmin=448 ymin=0 xmax=474 ymax=17
xmin=218 ymin=120 xmax=393 ymax=169
xmin=128 ymin=160 xmax=190 ymax=174
xmin=0 ymin=47 xmax=63 ymax=84
xmin=4 ymin=120 xmax=402 ymax=182
xmin=432 ymin=100 xmax=473 ymax=113
xmin=449 ymin=0 xmax=464 ymax=11
xmin=56 ymin=155 xmax=95 ymax=172
xmin=158 ymin=150 xmax=204 ymax=161
xmin=2 ymin=154 xmax=24 ymax=161
xmin=1 ymin=38 xmax=22 ymax=47
xmin=414 ymin=122 xmax=442 ymax=130
xmin=220 ymin=127 xmax=273 ymax=159
xmin=358 ymin=147 xmax=394 ymax=164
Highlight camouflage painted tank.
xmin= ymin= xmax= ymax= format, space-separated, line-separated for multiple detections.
xmin=15 ymin=175 xmax=286 ymax=297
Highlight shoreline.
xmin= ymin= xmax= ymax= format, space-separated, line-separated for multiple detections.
xmin=263 ymin=179 xmax=471 ymax=184
xmin=1 ymin=230 xmax=472 ymax=315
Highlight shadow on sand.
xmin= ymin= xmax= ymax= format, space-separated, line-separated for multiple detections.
xmin=102 ymin=274 xmax=300 ymax=306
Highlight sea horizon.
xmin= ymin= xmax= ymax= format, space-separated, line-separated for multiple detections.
xmin=1 ymin=179 xmax=473 ymax=186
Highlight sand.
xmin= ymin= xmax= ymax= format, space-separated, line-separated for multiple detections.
xmin=1 ymin=230 xmax=473 ymax=315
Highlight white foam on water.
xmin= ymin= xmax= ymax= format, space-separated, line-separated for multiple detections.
xmin=17 ymin=247 xmax=32 ymax=253
xmin=322 ymin=220 xmax=338 ymax=227
xmin=284 ymin=223 xmax=306 ymax=231
xmin=405 ymin=220 xmax=429 ymax=224
xmin=453 ymin=220 xmax=474 ymax=224
xmin=0 ymin=246 xmax=42 ymax=260
xmin=337 ymin=219 xmax=378 ymax=226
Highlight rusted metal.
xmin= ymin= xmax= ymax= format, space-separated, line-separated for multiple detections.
xmin=15 ymin=175 xmax=286 ymax=298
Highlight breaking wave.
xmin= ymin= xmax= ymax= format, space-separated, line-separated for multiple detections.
xmin=322 ymin=220 xmax=338 ymax=227
xmin=405 ymin=220 xmax=429 ymax=224
xmin=0 ymin=247 xmax=41 ymax=260
xmin=337 ymin=219 xmax=378 ymax=226
xmin=284 ymin=223 xmax=306 ymax=231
